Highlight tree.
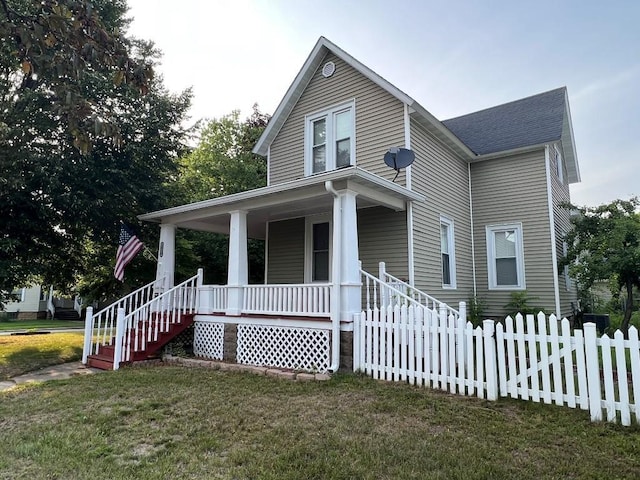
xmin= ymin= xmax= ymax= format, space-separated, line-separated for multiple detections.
xmin=0 ymin=0 xmax=152 ymax=151
xmin=0 ymin=0 xmax=192 ymax=306
xmin=562 ymin=197 xmax=640 ymax=333
xmin=172 ymin=106 xmax=270 ymax=285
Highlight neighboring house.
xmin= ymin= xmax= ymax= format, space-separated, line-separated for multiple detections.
xmin=3 ymin=285 xmax=82 ymax=320
xmin=84 ymin=37 xmax=580 ymax=372
xmin=3 ymin=285 xmax=49 ymax=319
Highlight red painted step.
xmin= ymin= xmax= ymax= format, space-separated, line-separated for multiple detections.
xmin=87 ymin=313 xmax=194 ymax=370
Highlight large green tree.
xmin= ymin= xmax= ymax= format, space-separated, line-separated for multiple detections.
xmin=0 ymin=0 xmax=191 ymax=305
xmin=173 ymin=107 xmax=269 ymax=285
xmin=562 ymin=197 xmax=640 ymax=333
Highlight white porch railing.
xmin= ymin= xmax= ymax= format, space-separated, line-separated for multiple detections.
xmin=113 ymin=273 xmax=200 ymax=369
xmin=376 ymin=262 xmax=462 ymax=320
xmin=82 ymin=277 xmax=165 ymax=364
xmin=242 ymin=284 xmax=331 ymax=317
xmin=197 ymin=283 xmax=332 ymax=317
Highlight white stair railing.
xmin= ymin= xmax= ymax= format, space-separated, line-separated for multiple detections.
xmin=113 ymin=271 xmax=200 ymax=369
xmin=82 ymin=277 xmax=165 ymax=364
xmin=377 ymin=262 xmax=461 ymax=319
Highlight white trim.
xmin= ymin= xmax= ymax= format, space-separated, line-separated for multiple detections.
xmin=264 ymin=221 xmax=270 ymax=283
xmin=406 ymin=204 xmax=415 ymax=286
xmin=545 ymin=146 xmax=562 ymax=315
xmin=468 ymin=163 xmax=477 ymax=296
xmin=440 ymin=215 xmax=457 ymax=289
xmin=404 ymin=103 xmax=412 ymax=190
xmin=304 ymin=213 xmax=332 ymax=283
xmin=304 ymin=99 xmax=356 ymax=176
xmin=486 ymin=223 xmax=526 ymax=290
xmin=404 ymin=103 xmax=415 ymax=285
xmin=554 ymin=143 xmax=564 ymax=184
xmin=266 ymin=145 xmax=271 ymax=186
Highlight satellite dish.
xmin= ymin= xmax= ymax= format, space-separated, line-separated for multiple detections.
xmin=384 ymin=147 xmax=415 ymax=182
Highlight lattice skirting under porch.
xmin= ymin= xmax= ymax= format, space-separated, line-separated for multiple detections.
xmin=193 ymin=322 xmax=224 ymax=360
xmin=237 ymin=324 xmax=330 ymax=373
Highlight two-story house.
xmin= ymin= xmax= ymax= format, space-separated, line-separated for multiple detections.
xmin=84 ymin=37 xmax=579 ymax=373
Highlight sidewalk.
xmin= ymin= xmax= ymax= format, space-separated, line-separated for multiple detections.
xmin=0 ymin=362 xmax=103 ymax=392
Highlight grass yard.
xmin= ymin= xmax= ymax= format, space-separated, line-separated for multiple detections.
xmin=1 ymin=366 xmax=639 ymax=479
xmin=0 ymin=319 xmax=84 ymax=332
xmin=0 ymin=332 xmax=84 ymax=380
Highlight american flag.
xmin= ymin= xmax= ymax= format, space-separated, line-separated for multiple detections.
xmin=114 ymin=223 xmax=144 ymax=281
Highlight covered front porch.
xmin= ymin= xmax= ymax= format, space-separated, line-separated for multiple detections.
xmin=139 ymin=167 xmax=424 ymax=323
xmin=117 ymin=167 xmax=426 ymax=372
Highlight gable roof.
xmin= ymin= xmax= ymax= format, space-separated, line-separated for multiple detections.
xmin=442 ymin=87 xmax=580 ymax=183
xmin=254 ymin=37 xmax=580 ymax=184
xmin=252 ymin=36 xmax=475 ymax=160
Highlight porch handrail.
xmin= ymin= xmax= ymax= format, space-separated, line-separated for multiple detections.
xmin=82 ymin=277 xmax=165 ymax=364
xmin=113 ymin=272 xmax=200 ymax=369
xmin=378 ymin=262 xmax=460 ymax=318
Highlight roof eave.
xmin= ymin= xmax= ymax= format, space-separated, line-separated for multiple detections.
xmin=138 ymin=167 xmax=425 ymax=224
xmin=561 ymin=89 xmax=581 ymax=184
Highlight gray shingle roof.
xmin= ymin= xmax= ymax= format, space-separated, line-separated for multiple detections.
xmin=441 ymin=87 xmax=566 ymax=155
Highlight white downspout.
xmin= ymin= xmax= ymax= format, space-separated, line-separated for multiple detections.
xmin=325 ymin=180 xmax=341 ymax=373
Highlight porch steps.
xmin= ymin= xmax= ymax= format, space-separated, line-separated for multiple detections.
xmin=87 ymin=313 xmax=195 ymax=370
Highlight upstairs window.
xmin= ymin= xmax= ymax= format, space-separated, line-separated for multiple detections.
xmin=486 ymin=223 xmax=525 ymax=290
xmin=305 ymin=101 xmax=355 ymax=175
xmin=440 ymin=216 xmax=456 ymax=288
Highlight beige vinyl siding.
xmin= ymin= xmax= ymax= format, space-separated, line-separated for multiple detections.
xmin=358 ymin=207 xmax=408 ymax=280
xmin=409 ymin=120 xmax=473 ymax=307
xmin=471 ymin=150 xmax=555 ymax=317
xmin=549 ymin=143 xmax=578 ymax=318
xmin=266 ymin=218 xmax=305 ymax=284
xmin=269 ymin=52 xmax=406 ymax=186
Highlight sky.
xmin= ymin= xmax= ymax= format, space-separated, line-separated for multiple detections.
xmin=126 ymin=0 xmax=640 ymax=207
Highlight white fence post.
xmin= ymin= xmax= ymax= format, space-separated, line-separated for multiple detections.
xmin=584 ymin=322 xmax=602 ymax=422
xmin=113 ymin=307 xmax=126 ymax=371
xmin=353 ymin=312 xmax=362 ymax=372
xmin=483 ymin=319 xmax=498 ymax=401
xmin=458 ymin=301 xmax=466 ymax=323
xmin=82 ymin=306 xmax=94 ymax=364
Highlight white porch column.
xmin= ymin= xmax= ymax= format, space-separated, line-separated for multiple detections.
xmin=156 ymin=223 xmax=176 ymax=290
xmin=339 ymin=190 xmax=361 ymax=322
xmin=226 ymin=210 xmax=248 ymax=316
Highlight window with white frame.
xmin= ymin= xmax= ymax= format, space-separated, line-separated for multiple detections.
xmin=554 ymin=144 xmax=564 ymax=184
xmin=305 ymin=215 xmax=332 ymax=282
xmin=305 ymin=101 xmax=355 ymax=175
xmin=486 ymin=223 xmax=525 ymax=289
xmin=440 ymin=216 xmax=456 ymax=288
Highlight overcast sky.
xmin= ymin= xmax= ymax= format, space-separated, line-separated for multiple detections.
xmin=127 ymin=0 xmax=639 ymax=207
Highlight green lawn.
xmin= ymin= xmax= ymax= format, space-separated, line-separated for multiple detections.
xmin=0 ymin=319 xmax=84 ymax=332
xmin=1 ymin=366 xmax=639 ymax=479
xmin=0 ymin=332 xmax=84 ymax=380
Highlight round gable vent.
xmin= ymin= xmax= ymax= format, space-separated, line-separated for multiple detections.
xmin=322 ymin=61 xmax=336 ymax=78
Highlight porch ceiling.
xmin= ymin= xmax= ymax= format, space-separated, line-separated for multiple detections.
xmin=138 ymin=167 xmax=425 ymax=239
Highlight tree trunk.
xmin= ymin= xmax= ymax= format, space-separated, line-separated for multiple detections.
xmin=621 ymin=280 xmax=634 ymax=335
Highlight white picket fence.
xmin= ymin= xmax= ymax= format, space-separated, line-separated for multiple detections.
xmin=354 ymin=305 xmax=640 ymax=426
